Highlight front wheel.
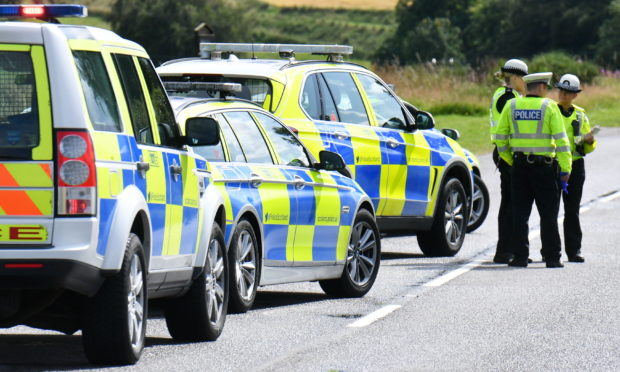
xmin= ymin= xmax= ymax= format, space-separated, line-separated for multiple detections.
xmin=417 ymin=178 xmax=467 ymax=257
xmin=82 ymin=233 xmax=147 ymax=365
xmin=466 ymin=174 xmax=489 ymax=233
xmin=319 ymin=209 xmax=380 ymax=297
xmin=165 ymin=223 xmax=228 ymax=341
xmin=228 ymin=220 xmax=259 ymax=313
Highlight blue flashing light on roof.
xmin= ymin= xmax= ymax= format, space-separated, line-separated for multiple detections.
xmin=0 ymin=4 xmax=87 ymax=20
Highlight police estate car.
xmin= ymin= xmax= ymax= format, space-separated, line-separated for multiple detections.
xmin=158 ymin=44 xmax=475 ymax=256
xmin=167 ymin=83 xmax=381 ymax=312
xmin=0 ymin=5 xmax=228 ymax=365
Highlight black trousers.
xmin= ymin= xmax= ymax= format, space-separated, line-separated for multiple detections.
xmin=562 ymin=158 xmax=585 ymax=256
xmin=511 ymin=157 xmax=562 ymax=261
xmin=493 ymin=147 xmax=528 ymax=256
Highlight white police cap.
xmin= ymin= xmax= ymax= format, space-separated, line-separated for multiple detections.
xmin=523 ymin=72 xmax=553 ymax=85
xmin=501 ymin=59 xmax=528 ymax=76
xmin=556 ymin=74 xmax=581 ymax=93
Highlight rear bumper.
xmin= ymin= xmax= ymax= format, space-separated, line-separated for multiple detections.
xmin=0 ymin=259 xmax=105 ymax=296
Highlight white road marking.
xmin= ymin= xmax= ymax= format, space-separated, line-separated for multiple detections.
xmin=600 ymin=190 xmax=620 ymax=203
xmin=423 ymin=260 xmax=485 ymax=287
xmin=347 ymin=304 xmax=401 ymax=328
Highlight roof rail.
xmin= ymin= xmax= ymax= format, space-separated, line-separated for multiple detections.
xmin=199 ymin=43 xmax=353 ymax=62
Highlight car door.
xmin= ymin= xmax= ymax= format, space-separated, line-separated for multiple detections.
xmin=355 ymin=72 xmax=432 ymax=217
xmin=252 ymin=111 xmax=343 ymax=264
xmin=310 ymin=71 xmax=385 ymax=213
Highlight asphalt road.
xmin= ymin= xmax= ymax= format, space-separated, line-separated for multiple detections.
xmin=2 ymin=128 xmax=619 ymax=372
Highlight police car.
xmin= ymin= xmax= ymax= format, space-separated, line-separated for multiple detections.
xmin=167 ymin=82 xmax=381 ymax=312
xmin=0 ymin=5 xmax=229 ymax=365
xmin=400 ymin=100 xmax=489 ymax=233
xmin=158 ymin=44 xmax=475 ymax=256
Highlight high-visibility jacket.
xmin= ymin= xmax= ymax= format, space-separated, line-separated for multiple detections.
xmin=495 ymin=96 xmax=572 ymax=174
xmin=489 ymin=86 xmax=519 ymax=144
xmin=559 ymin=104 xmax=596 ymax=161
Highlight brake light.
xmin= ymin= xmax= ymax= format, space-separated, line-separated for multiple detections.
xmin=5 ymin=263 xmax=44 ymax=269
xmin=56 ymin=131 xmax=96 ymax=216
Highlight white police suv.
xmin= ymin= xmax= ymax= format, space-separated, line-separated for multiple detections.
xmin=0 ymin=5 xmax=228 ymax=365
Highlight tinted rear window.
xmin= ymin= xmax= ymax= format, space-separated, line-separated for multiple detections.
xmin=0 ymin=51 xmax=39 ymax=151
xmin=162 ymin=75 xmax=272 ymax=106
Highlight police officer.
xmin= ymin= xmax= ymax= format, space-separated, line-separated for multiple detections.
xmin=556 ymin=74 xmax=597 ymax=262
xmin=490 ymin=59 xmax=529 ymax=263
xmin=495 ymin=72 xmax=572 ymax=268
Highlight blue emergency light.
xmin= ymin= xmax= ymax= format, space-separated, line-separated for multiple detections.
xmin=0 ymin=4 xmax=87 ymax=19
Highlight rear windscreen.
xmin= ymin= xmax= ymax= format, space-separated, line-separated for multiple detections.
xmin=162 ymin=75 xmax=272 ymax=106
xmin=0 ymin=51 xmax=39 ymax=153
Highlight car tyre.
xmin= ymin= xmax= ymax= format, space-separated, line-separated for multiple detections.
xmin=82 ymin=233 xmax=146 ymax=365
xmin=165 ymin=223 xmax=228 ymax=341
xmin=417 ymin=178 xmax=467 ymax=257
xmin=319 ymin=209 xmax=380 ymax=297
xmin=466 ymin=174 xmax=489 ymax=233
xmin=228 ymin=219 xmax=259 ymax=313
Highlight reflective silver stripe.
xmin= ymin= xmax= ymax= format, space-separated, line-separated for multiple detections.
xmin=511 ymin=146 xmax=556 ymax=153
xmin=490 ymin=120 xmax=498 ymax=127
xmin=552 ymin=132 xmax=567 ymax=140
xmin=576 ymin=111 xmax=583 ymax=126
xmin=555 ymin=146 xmax=571 ymax=152
xmin=510 ymin=132 xmax=567 ymax=140
xmin=536 ymin=99 xmax=551 ymax=134
xmin=510 ymin=99 xmax=519 ymax=134
xmin=496 ymin=145 xmax=509 ymax=152
xmin=495 ymin=134 xmax=509 ymax=140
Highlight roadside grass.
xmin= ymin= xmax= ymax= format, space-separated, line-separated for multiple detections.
xmin=260 ymin=0 xmax=397 ymax=10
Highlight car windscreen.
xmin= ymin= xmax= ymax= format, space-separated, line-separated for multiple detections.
xmin=0 ymin=51 xmax=39 ymax=156
xmin=161 ymin=75 xmax=271 ymax=106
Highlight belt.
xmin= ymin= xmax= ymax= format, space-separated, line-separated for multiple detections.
xmin=513 ymin=152 xmax=556 ymax=166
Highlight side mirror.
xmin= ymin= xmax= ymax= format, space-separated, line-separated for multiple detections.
xmin=184 ymin=117 xmax=220 ymax=146
xmin=415 ymin=111 xmax=435 ymax=130
xmin=441 ymin=128 xmax=461 ymax=141
xmin=316 ymin=150 xmax=346 ymax=172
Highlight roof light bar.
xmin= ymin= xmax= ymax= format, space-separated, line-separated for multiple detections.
xmin=164 ymin=81 xmax=243 ymax=94
xmin=199 ymin=43 xmax=353 ymax=61
xmin=0 ymin=4 xmax=87 ymax=19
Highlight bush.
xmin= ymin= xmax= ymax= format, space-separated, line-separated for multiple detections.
xmin=528 ymin=52 xmax=599 ymax=84
xmin=428 ymin=102 xmax=487 ymax=116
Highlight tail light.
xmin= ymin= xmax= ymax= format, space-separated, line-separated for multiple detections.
xmin=56 ymin=131 xmax=96 ymax=216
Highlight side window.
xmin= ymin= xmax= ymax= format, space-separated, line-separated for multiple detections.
xmin=112 ymin=53 xmax=153 ymax=145
xmin=217 ymin=114 xmax=246 ymax=162
xmin=254 ymin=112 xmax=311 ymax=167
xmin=317 ymin=74 xmax=339 ymax=122
xmin=223 ymin=111 xmax=273 ymax=164
xmin=300 ymin=74 xmax=321 ymax=120
xmin=73 ymin=51 xmax=121 ymax=132
xmin=190 ymin=115 xmax=226 ymax=162
xmin=322 ymin=72 xmax=369 ymax=125
xmin=137 ymin=58 xmax=179 ymax=147
xmin=356 ymin=73 xmax=407 ymax=129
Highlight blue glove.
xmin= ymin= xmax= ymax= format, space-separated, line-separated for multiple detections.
xmin=559 ymin=172 xmax=569 ymax=194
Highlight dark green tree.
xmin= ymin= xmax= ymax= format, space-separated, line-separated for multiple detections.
xmin=108 ymin=0 xmax=257 ymax=64
xmin=595 ymin=0 xmax=620 ymax=68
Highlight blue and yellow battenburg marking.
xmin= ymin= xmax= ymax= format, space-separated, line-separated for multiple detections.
xmin=210 ymin=162 xmax=360 ymax=263
xmin=92 ymin=132 xmax=206 ymax=257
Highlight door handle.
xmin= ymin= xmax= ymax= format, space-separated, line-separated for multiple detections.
xmin=170 ymin=164 xmax=183 ymax=175
xmin=333 ymin=131 xmax=349 ymax=140
xmin=294 ymin=175 xmax=305 ymax=190
xmin=136 ymin=161 xmax=150 ymax=172
xmin=387 ymin=138 xmax=401 ymax=148
xmin=250 ymin=173 xmax=262 ymax=188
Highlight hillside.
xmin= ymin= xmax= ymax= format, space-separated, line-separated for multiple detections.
xmin=260 ymin=0 xmax=397 ymax=10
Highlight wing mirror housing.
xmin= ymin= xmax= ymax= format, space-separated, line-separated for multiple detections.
xmin=441 ymin=128 xmax=461 ymax=141
xmin=315 ymin=150 xmax=346 ymax=172
xmin=184 ymin=117 xmax=220 ymax=146
xmin=415 ymin=110 xmax=436 ymax=130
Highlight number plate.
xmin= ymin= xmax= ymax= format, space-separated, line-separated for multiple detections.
xmin=0 ymin=225 xmax=48 ymax=242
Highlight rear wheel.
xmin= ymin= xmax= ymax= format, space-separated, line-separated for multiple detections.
xmin=466 ymin=174 xmax=489 ymax=233
xmin=82 ymin=233 xmax=146 ymax=365
xmin=417 ymin=178 xmax=467 ymax=257
xmin=320 ymin=209 xmax=380 ymax=297
xmin=165 ymin=223 xmax=228 ymax=341
xmin=228 ymin=220 xmax=259 ymax=313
